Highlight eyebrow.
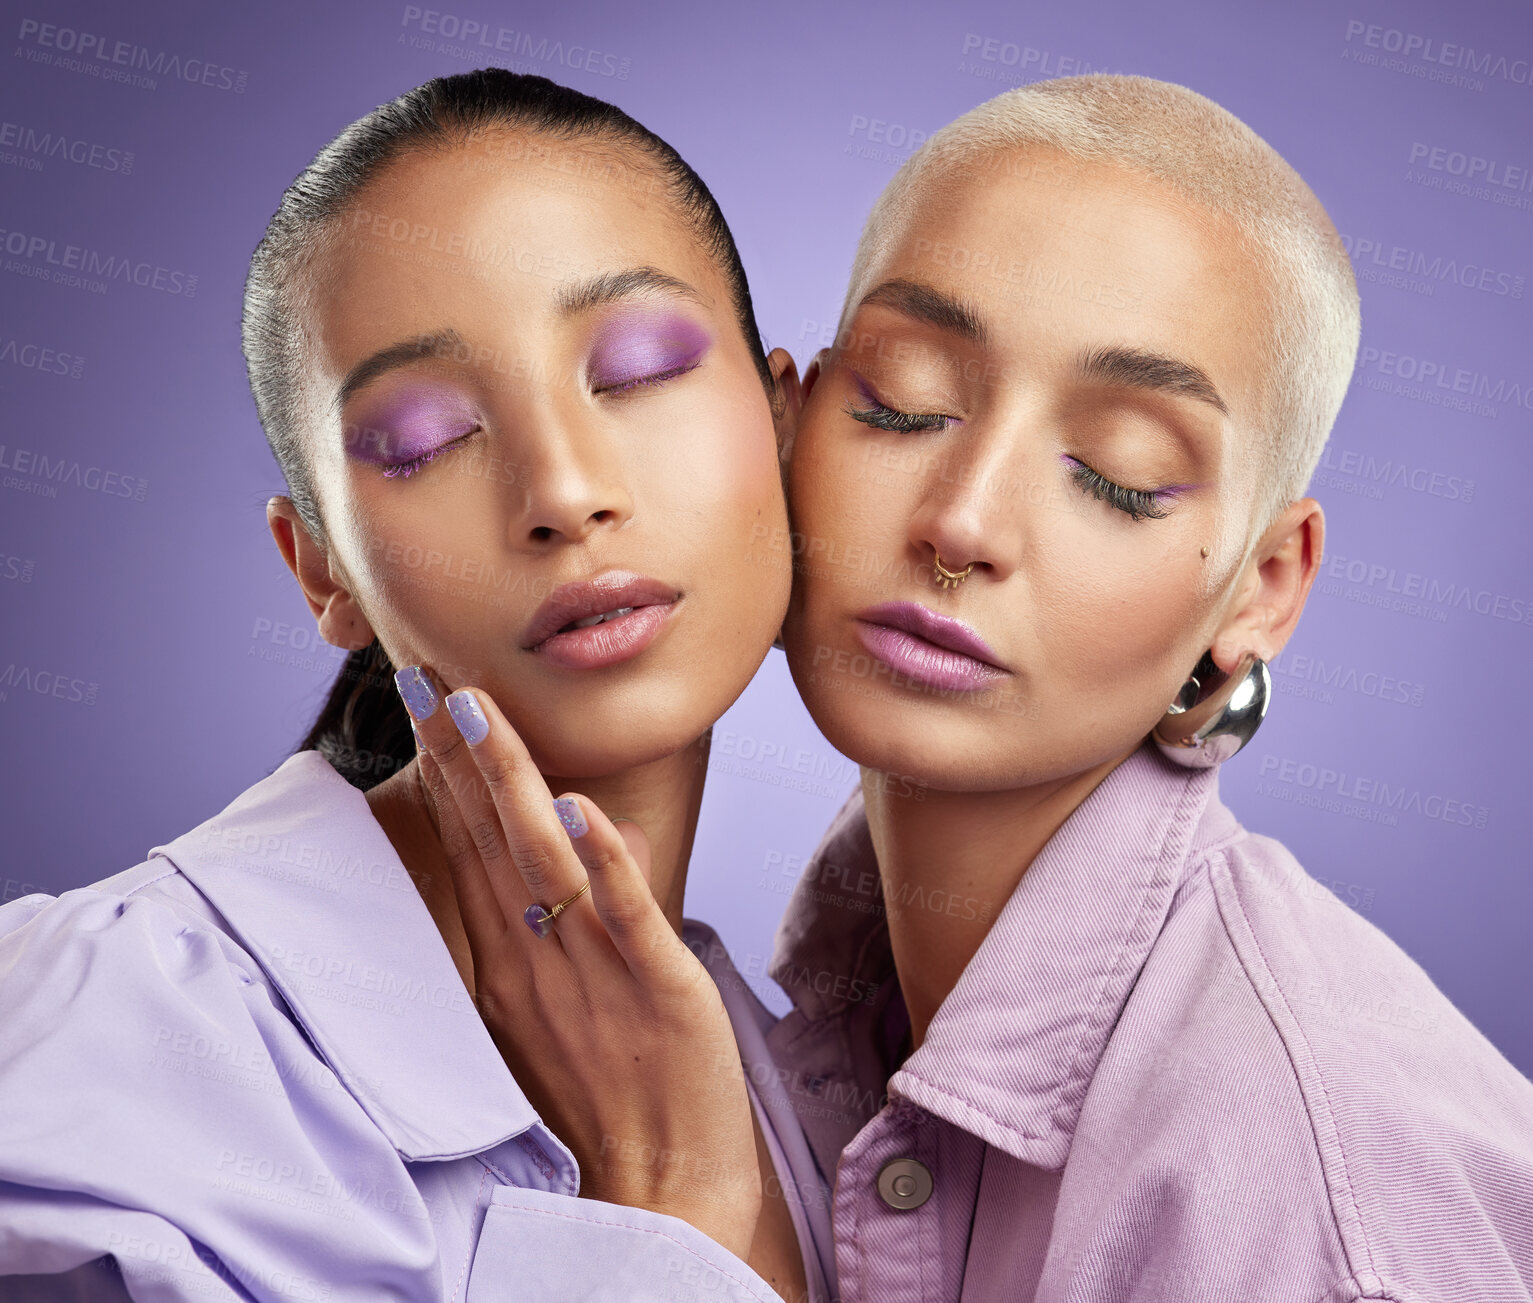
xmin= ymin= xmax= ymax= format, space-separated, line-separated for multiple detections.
xmin=852 ymin=277 xmax=1228 ymax=418
xmin=332 ymin=265 xmax=708 ymax=410
xmin=1076 ymin=344 xmax=1229 ymax=416
xmin=333 ymin=330 xmax=464 ymax=411
xmin=555 ymin=265 xmax=709 ymax=314
xmin=856 ymin=277 xmax=988 ymax=345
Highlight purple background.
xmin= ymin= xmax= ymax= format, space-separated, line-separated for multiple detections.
xmin=3 ymin=0 xmax=1530 ymax=1072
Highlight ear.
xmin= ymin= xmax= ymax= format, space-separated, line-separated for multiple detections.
xmin=801 ymin=347 xmax=829 ymax=403
xmin=266 ymin=495 xmax=376 ymax=652
xmin=766 ymin=347 xmax=803 ymax=466
xmin=1209 ymin=497 xmax=1324 ymax=674
xmin=764 ymin=348 xmax=807 ymax=656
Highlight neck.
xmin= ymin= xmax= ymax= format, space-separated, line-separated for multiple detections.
xmin=865 ymin=744 xmax=1135 ymax=1055
xmin=536 ymin=732 xmax=713 ymax=932
xmin=365 ymin=730 xmax=713 ymax=994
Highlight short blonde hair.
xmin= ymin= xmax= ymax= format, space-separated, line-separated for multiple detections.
xmin=842 ymin=74 xmax=1361 ymax=547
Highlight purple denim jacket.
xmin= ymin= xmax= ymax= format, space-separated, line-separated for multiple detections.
xmin=0 ymin=750 xmax=834 ymax=1301
xmin=764 ymin=740 xmax=1533 ymax=1302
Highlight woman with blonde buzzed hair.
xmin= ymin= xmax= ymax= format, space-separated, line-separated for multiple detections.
xmin=767 ymin=74 xmax=1533 ymax=1302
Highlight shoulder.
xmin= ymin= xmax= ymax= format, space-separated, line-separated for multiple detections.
xmin=0 ymin=865 xmax=321 ymax=1131
xmin=1109 ymin=827 xmax=1533 ymax=1301
xmin=0 ymin=855 xmax=281 ymax=1024
xmin=1209 ymin=827 xmax=1533 ymax=1121
xmin=1 ymin=864 xmax=249 ymax=1002
xmin=0 ymin=868 xmax=439 ymax=1280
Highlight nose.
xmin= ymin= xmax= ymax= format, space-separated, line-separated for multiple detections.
xmin=905 ymin=430 xmax=1026 ymax=587
xmin=910 ymin=498 xmax=990 ymax=587
xmin=511 ymin=415 xmax=635 ymax=548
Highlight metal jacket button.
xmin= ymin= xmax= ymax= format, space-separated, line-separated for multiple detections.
xmin=876 ymin=1156 xmax=933 ymax=1210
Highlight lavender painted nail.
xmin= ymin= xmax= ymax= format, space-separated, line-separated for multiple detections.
xmin=394 ymin=666 xmax=438 ymax=721
xmin=445 ymin=689 xmax=489 ymax=745
xmin=554 ymin=796 xmax=589 ymax=839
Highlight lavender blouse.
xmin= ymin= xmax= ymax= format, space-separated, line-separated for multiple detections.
xmin=0 ymin=750 xmax=836 ymax=1302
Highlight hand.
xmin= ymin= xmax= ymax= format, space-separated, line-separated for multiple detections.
xmin=393 ymin=664 xmax=763 ymax=1261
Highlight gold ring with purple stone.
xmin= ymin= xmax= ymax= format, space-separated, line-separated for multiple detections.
xmin=524 ymin=880 xmax=591 ymax=938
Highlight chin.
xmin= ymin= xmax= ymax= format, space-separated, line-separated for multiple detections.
xmin=511 ymin=668 xmax=751 ymax=782
xmin=784 ymin=656 xmax=948 ymax=786
xmin=518 ymin=716 xmax=701 ymax=782
xmin=530 ymin=739 xmax=679 ymax=782
xmin=787 ymin=654 xmax=1115 ymax=796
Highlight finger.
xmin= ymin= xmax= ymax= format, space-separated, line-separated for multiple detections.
xmin=411 ymin=732 xmax=511 ymax=970
xmin=610 ymin=819 xmax=652 ymax=890
xmin=435 ymin=683 xmax=590 ymax=936
xmin=553 ymin=796 xmax=673 ymax=974
xmin=395 ymin=664 xmax=532 ymax=944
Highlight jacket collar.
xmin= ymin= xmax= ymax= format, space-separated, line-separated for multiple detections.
xmin=148 ymin=750 xmax=548 ymax=1165
xmin=769 ymin=741 xmax=1242 ymax=1169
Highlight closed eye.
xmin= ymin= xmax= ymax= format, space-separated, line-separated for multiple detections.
xmin=381 ymin=429 xmax=479 ymax=479
xmin=845 ymin=396 xmax=952 ymax=433
xmin=1064 ymin=455 xmax=1172 ymax=521
xmin=592 ymin=359 xmax=703 ymax=397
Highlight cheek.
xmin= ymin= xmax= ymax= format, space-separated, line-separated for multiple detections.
xmin=332 ymin=478 xmax=493 ymax=627
xmin=1036 ymin=531 xmax=1210 ymax=683
xmin=661 ymin=386 xmax=783 ymax=522
xmin=791 ymin=421 xmax=897 ymax=540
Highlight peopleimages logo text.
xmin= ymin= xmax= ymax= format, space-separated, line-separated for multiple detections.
xmin=15 ymin=18 xmax=248 ymax=91
xmin=1323 ymin=553 xmax=1533 ymax=625
xmin=1354 ymin=346 xmax=1533 ymax=411
xmin=1344 ymin=20 xmax=1533 ymax=86
xmin=1340 ymin=234 xmax=1524 ymax=298
xmin=1408 ymin=143 xmax=1533 ymax=193
xmin=0 ymin=227 xmax=196 ymax=296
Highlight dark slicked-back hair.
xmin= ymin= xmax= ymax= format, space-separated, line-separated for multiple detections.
xmin=242 ymin=69 xmax=772 ymax=788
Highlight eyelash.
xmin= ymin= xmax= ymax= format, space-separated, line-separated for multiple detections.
xmin=846 ymin=396 xmax=1172 ymax=522
xmin=594 ymin=359 xmax=702 ymax=396
xmin=380 ymin=362 xmax=703 ymax=479
xmin=845 ymin=396 xmax=951 ymax=434
xmin=1063 ymin=456 xmax=1171 ymax=521
xmin=381 ymin=431 xmax=477 ymax=479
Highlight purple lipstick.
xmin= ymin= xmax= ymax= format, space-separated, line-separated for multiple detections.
xmin=854 ymin=600 xmax=1008 ymax=692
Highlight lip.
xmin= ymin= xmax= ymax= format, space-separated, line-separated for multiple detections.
xmin=523 ymin=570 xmax=681 ymax=670
xmin=857 ymin=602 xmax=1003 ymax=665
xmin=854 ymin=600 xmax=1008 ymax=693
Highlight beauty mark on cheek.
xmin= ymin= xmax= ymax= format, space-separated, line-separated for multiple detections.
xmin=586 ymin=313 xmax=710 ymax=391
xmin=342 ymin=389 xmax=480 ymax=467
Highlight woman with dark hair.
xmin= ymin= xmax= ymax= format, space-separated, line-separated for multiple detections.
xmin=0 ymin=70 xmax=828 ymax=1302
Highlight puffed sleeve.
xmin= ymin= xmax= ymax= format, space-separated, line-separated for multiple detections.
xmin=0 ymin=889 xmax=789 ymax=1303
xmin=0 ymin=888 xmax=440 ymax=1300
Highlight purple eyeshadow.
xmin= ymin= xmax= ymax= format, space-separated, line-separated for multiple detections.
xmin=343 ymin=388 xmax=480 ymax=466
xmin=586 ymin=311 xmax=710 ymax=391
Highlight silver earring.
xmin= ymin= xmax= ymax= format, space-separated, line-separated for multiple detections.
xmin=1152 ymin=648 xmax=1270 ymax=768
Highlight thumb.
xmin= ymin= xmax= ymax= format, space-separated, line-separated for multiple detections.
xmin=611 ymin=818 xmax=652 ymax=889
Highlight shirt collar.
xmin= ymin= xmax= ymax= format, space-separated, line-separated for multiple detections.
xmin=147 ymin=750 xmax=548 ymax=1165
xmin=769 ymin=741 xmax=1242 ymax=1169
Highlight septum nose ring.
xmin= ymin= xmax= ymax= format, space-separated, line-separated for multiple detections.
xmin=932 ymin=552 xmax=974 ymax=590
